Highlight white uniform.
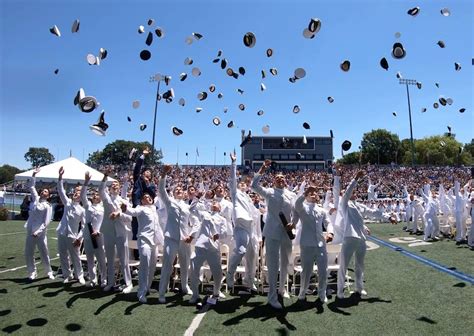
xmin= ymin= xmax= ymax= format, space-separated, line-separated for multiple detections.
xmin=367 ymin=179 xmax=378 ymax=201
xmin=293 ymin=194 xmax=331 ymax=300
xmin=24 ymin=177 xmax=53 ymax=278
xmin=337 ymin=179 xmax=369 ymax=298
xmin=454 ymin=181 xmax=469 ymax=242
xmin=227 ymin=162 xmax=261 ymax=289
xmin=157 ymin=177 xmax=193 ymax=299
xmin=252 ymin=173 xmax=295 ymax=307
xmin=216 ymin=196 xmax=234 ymax=247
xmin=99 ymin=182 xmax=133 ymax=289
xmin=408 ymin=198 xmax=425 ymax=233
xmin=126 ymin=202 xmax=164 ymax=301
xmin=468 ymin=201 xmax=474 ymax=247
xmin=80 ymin=183 xmax=107 ymax=286
xmin=420 ymin=186 xmax=440 ymax=240
xmin=189 ymin=207 xmax=227 ymax=301
xmin=56 ymin=180 xmax=85 ymax=281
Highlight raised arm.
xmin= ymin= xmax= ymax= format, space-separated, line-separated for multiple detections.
xmin=81 ymin=172 xmax=93 ymax=209
xmin=294 ymin=193 xmax=306 ymax=214
xmin=229 ymin=152 xmax=237 ymax=197
xmin=158 ymin=165 xmax=173 ymax=205
xmin=99 ymin=172 xmax=113 ymax=206
xmin=120 ymin=179 xmax=129 ymax=199
xmin=333 ymin=175 xmax=341 ymax=207
xmin=251 ymin=159 xmax=272 ymax=198
xmin=133 ymin=148 xmax=148 ymax=182
xmin=340 ymin=171 xmax=364 ymax=208
xmin=57 ymin=166 xmax=69 ymax=205
xmin=29 ymin=168 xmax=40 ymax=203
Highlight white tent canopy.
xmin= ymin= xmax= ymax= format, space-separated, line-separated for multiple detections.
xmin=15 ymin=157 xmax=116 ymax=185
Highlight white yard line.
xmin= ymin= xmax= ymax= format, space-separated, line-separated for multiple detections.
xmin=0 ymin=256 xmax=59 ymax=274
xmin=0 ymin=228 xmax=55 ymax=237
xmin=184 ymin=304 xmax=210 ymax=336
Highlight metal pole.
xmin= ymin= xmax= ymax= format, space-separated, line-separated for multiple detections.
xmin=405 ymin=83 xmax=415 ymax=167
xmin=151 ymin=80 xmax=161 ymax=156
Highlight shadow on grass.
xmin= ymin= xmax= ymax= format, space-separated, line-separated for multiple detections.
xmin=220 ymin=298 xmax=296 ymax=331
xmin=327 ymin=293 xmax=392 ymax=316
xmin=65 ymin=323 xmax=82 ymax=331
xmin=124 ymin=293 xmax=184 ymax=315
xmin=66 ymin=287 xmax=108 ymax=308
xmin=26 ymin=318 xmax=48 ymax=327
xmin=0 ymin=309 xmax=12 ymax=316
xmin=417 ymin=316 xmax=437 ymax=324
xmin=2 ymin=324 xmax=22 ymax=333
xmin=453 ymin=282 xmax=466 ymax=288
xmin=94 ymin=293 xmax=137 ymax=315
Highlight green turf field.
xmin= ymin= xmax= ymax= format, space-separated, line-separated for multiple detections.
xmin=1 ymin=220 xmax=473 ymax=335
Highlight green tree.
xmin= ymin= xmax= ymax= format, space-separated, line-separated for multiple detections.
xmin=360 ymin=129 xmax=401 ymax=164
xmin=86 ymin=140 xmax=163 ymax=166
xmin=337 ymin=151 xmax=361 ymax=165
xmin=0 ymin=164 xmax=22 ymax=184
xmin=462 ymin=141 xmax=474 ymax=164
xmin=24 ymin=147 xmax=55 ymax=168
xmin=414 ymin=135 xmax=469 ymax=165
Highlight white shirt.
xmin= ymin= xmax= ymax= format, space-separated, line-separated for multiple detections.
xmin=56 ymin=180 xmax=85 ymax=239
xmin=99 ymin=182 xmax=132 ymax=238
xmin=158 ymin=177 xmax=192 ymax=241
xmin=80 ymin=183 xmax=104 ymax=241
xmin=294 ymin=194 xmax=331 ymax=247
xmin=126 ymin=204 xmax=164 ymax=246
xmin=24 ymin=177 xmax=52 ymax=236
xmin=190 ymin=208 xmax=227 ymax=250
xmin=252 ymin=173 xmax=296 ymax=241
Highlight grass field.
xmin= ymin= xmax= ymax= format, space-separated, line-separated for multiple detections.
xmin=1 ymin=220 xmax=473 ymax=335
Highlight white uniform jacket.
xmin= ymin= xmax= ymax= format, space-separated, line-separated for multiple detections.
xmin=158 ymin=177 xmax=192 ymax=241
xmin=126 ymin=204 xmax=164 ymax=246
xmin=251 ymin=173 xmax=296 ymax=241
xmin=56 ymin=180 xmax=85 ymax=239
xmin=294 ymin=194 xmax=332 ymax=247
xmin=99 ymin=182 xmax=132 ymax=238
xmin=24 ymin=177 xmax=52 ymax=236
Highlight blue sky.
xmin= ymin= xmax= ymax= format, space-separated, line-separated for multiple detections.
xmin=1 ymin=0 xmax=472 ymax=169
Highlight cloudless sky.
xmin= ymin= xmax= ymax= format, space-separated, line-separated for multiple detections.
xmin=1 ymin=0 xmax=472 ymax=169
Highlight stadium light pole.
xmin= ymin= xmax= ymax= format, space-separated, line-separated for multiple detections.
xmin=149 ymin=73 xmax=163 ymax=158
xmin=399 ymin=78 xmax=417 ymax=167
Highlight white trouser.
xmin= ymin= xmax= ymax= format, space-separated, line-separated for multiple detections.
xmin=57 ymin=234 xmax=83 ymax=279
xmin=25 ymin=234 xmax=52 ymax=276
xmin=190 ymin=246 xmax=222 ymax=297
xmin=103 ymin=233 xmax=131 ymax=287
xmin=159 ymin=237 xmax=191 ymax=296
xmin=337 ymin=237 xmax=366 ymax=296
xmin=412 ymin=211 xmax=423 ymax=232
xmin=424 ymin=215 xmax=439 ymax=240
xmin=228 ymin=226 xmax=258 ymax=286
xmin=300 ymin=245 xmax=327 ymax=299
xmin=83 ymin=235 xmax=107 ymax=284
xmin=468 ymin=216 xmax=474 ymax=247
xmin=265 ymin=236 xmax=292 ymax=304
xmin=137 ymin=241 xmax=157 ymax=299
xmin=455 ymin=212 xmax=467 ymax=241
